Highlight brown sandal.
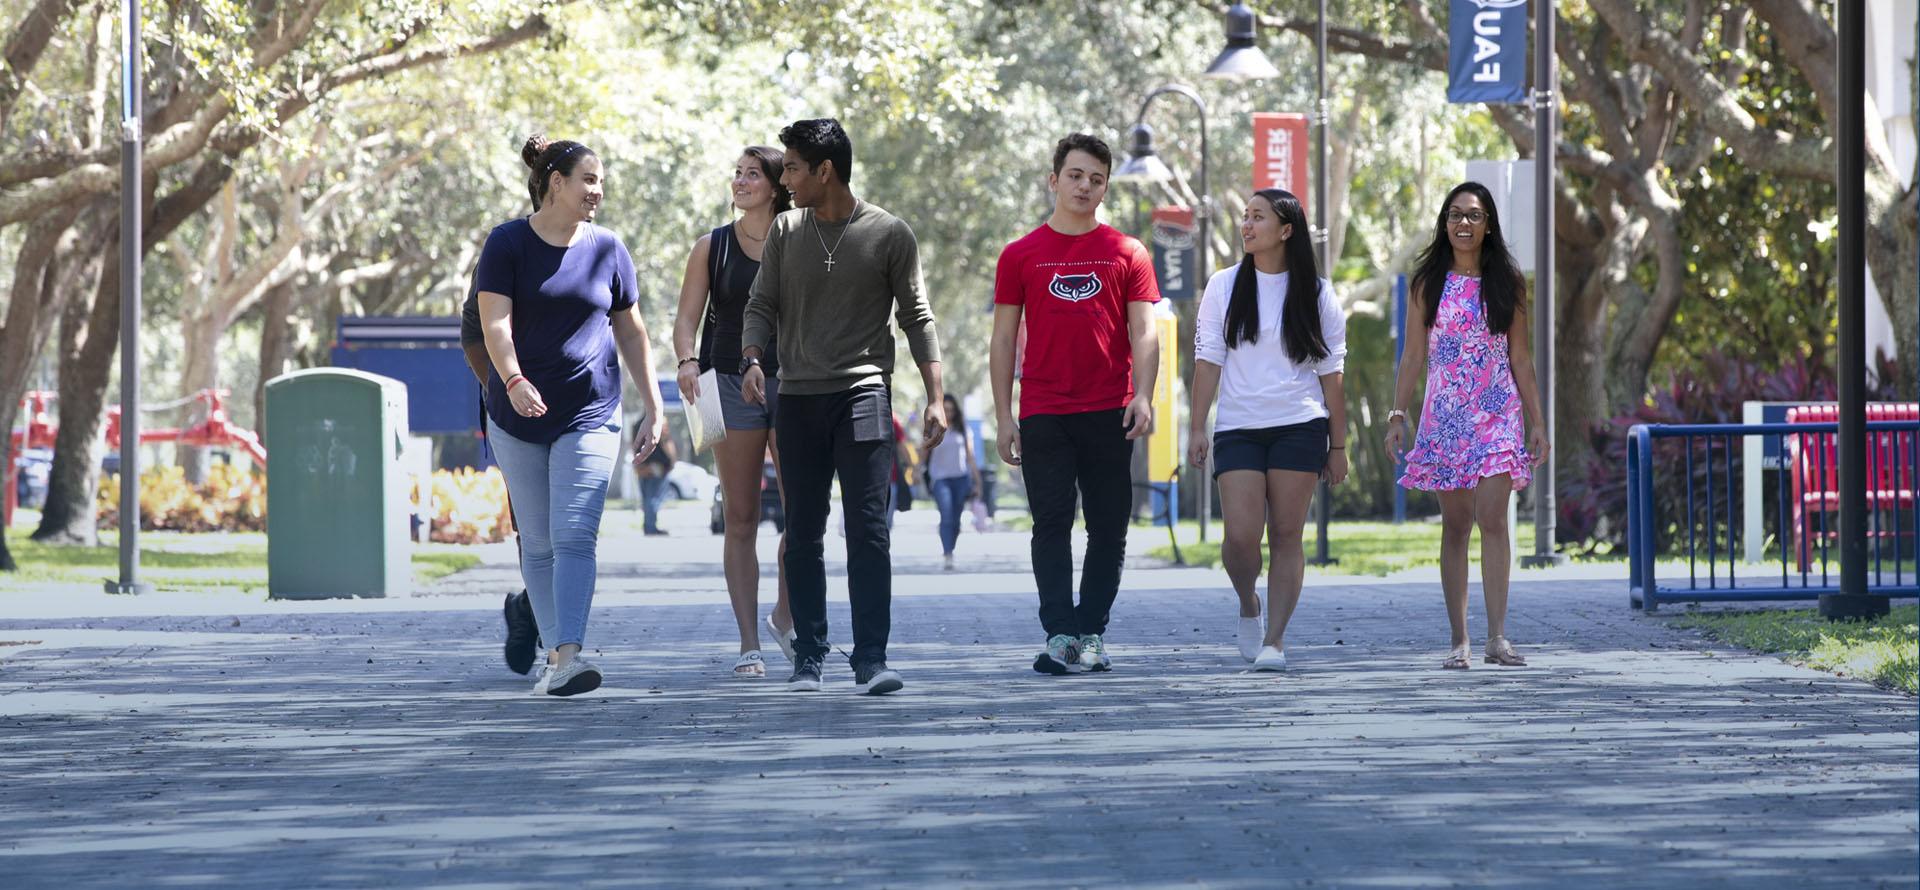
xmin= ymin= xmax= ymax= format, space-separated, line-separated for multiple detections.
xmin=1441 ymin=644 xmax=1472 ymax=670
xmin=1484 ymin=637 xmax=1527 ymax=667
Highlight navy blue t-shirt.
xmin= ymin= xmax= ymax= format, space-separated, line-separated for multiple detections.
xmin=475 ymin=218 xmax=638 ymax=444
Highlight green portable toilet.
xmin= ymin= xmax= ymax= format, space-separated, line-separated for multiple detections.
xmin=265 ymin=368 xmax=412 ymax=598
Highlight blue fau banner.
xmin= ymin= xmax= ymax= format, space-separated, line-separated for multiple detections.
xmin=1447 ymin=0 xmax=1529 ymax=104
xmin=1149 ymin=206 xmax=1197 ymax=302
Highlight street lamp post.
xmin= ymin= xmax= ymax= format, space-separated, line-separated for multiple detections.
xmin=1823 ymin=0 xmax=1886 ymax=620
xmin=1519 ymin=0 xmax=1568 ymax=568
xmin=1305 ymin=0 xmax=1337 ymax=565
xmin=1113 ymin=87 xmax=1210 ymax=540
xmin=109 ymin=0 xmax=150 ymax=596
xmin=1204 ymin=3 xmax=1336 ymax=563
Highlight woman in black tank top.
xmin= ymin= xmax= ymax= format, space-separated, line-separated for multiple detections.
xmin=671 ymin=146 xmax=795 ymax=678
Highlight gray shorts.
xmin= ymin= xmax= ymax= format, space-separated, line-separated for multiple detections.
xmin=714 ymin=370 xmax=778 ymax=431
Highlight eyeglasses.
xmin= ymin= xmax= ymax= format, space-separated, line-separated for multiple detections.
xmin=1445 ymin=210 xmax=1488 ymax=226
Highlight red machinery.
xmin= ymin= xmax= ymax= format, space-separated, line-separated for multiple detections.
xmin=4 ymin=389 xmax=266 ymax=528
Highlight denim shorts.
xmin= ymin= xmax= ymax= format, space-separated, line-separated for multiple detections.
xmin=714 ymin=370 xmax=778 ymax=431
xmin=1213 ymin=418 xmax=1329 ymax=477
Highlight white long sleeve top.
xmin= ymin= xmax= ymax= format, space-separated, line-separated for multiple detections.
xmin=1194 ymin=267 xmax=1347 ymax=432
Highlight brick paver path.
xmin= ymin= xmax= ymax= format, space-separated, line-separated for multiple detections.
xmin=2 ymin=506 xmax=1913 ymax=888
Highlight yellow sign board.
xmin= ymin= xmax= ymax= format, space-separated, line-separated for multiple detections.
xmin=1146 ymin=310 xmax=1179 ymax=483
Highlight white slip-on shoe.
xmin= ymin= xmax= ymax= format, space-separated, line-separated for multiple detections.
xmin=765 ymin=614 xmax=796 ymax=664
xmin=1253 ymin=645 xmax=1288 ymax=672
xmin=1237 ymin=617 xmax=1263 ymax=662
xmin=539 ymin=657 xmax=603 ymax=696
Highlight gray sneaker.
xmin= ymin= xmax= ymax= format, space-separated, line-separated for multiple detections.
xmin=853 ymin=661 xmax=904 ymax=695
xmin=1033 ymin=634 xmax=1083 ymax=675
xmin=1077 ymin=634 xmax=1111 ymax=672
xmin=535 ymin=656 xmax=602 ymax=697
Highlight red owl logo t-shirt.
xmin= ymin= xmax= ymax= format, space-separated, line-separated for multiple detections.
xmin=993 ymin=223 xmax=1161 ymax=418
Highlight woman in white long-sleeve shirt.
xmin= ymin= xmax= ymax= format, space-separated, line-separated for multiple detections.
xmin=1187 ymin=188 xmax=1349 ymax=672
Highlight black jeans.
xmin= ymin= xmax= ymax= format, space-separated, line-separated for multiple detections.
xmin=777 ymin=384 xmax=895 ymax=667
xmin=1020 ymin=408 xmax=1132 ymax=638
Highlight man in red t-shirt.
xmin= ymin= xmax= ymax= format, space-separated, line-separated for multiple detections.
xmin=990 ymin=132 xmax=1160 ymax=676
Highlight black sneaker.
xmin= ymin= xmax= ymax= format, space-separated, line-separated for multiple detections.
xmin=788 ymin=656 xmax=823 ymax=691
xmin=853 ymin=661 xmax=904 ymax=696
xmin=503 ymin=590 xmax=538 ymax=675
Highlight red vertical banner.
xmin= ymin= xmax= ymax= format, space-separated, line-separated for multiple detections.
xmin=1251 ymin=113 xmax=1310 ymax=213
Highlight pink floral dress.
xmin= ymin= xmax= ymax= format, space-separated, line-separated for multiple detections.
xmin=1399 ymin=272 xmax=1532 ymax=491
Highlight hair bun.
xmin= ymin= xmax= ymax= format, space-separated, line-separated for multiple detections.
xmin=521 ymin=134 xmax=550 ymax=169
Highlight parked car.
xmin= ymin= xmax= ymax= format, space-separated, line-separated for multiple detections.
xmin=13 ymin=447 xmax=51 ymax=509
xmin=664 ymin=461 xmax=719 ymax=502
xmin=709 ymin=460 xmax=785 ymax=534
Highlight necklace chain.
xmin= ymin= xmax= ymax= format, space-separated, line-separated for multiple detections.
xmin=811 ymin=202 xmax=859 ymax=272
xmin=736 ymin=219 xmax=770 ymax=242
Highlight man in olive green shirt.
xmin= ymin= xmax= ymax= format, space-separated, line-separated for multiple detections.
xmin=741 ymin=118 xmax=945 ymax=696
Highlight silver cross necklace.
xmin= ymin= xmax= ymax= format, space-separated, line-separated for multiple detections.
xmin=810 ymin=201 xmax=860 ymax=272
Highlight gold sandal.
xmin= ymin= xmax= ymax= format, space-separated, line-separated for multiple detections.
xmin=1484 ymin=637 xmax=1527 ymax=667
xmin=1441 ymin=644 xmax=1472 ymax=670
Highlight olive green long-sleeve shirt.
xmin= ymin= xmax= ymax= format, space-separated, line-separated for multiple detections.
xmin=741 ymin=200 xmax=940 ymax=395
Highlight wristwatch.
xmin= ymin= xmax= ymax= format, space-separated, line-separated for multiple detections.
xmin=738 ymin=355 xmax=761 ymax=375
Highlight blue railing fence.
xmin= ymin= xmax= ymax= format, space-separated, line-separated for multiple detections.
xmin=1627 ymin=421 xmax=1920 ymax=611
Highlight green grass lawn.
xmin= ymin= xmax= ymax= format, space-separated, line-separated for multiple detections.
xmin=1 ymin=527 xmax=480 ymax=594
xmin=1675 ymin=605 xmax=1919 ymax=694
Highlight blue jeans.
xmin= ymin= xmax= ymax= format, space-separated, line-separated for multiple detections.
xmin=486 ymin=418 xmax=619 ymax=650
xmin=930 ymin=476 xmax=972 ymax=555
xmin=639 ymin=475 xmax=668 ymax=533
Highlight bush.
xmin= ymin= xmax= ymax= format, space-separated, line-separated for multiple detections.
xmin=98 ymin=464 xmax=266 ymax=532
xmin=421 ymin=467 xmax=511 ymax=545
xmin=1559 ymin=353 xmax=1900 ymax=553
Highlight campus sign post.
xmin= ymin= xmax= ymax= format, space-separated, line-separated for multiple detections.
xmin=1448 ymin=0 xmax=1564 ymax=567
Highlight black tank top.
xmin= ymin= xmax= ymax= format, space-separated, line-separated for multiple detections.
xmin=697 ymin=224 xmax=777 ymax=376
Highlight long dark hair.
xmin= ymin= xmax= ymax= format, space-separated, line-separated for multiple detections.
xmin=521 ymin=134 xmax=595 ymax=212
xmin=1225 ymin=188 xmax=1327 ymax=365
xmin=942 ymin=394 xmax=965 ymax=432
xmin=1412 ymin=181 xmax=1524 ymax=335
xmin=743 ymin=145 xmax=792 ymax=214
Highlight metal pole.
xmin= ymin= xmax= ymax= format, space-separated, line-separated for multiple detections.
xmin=1132 ymin=85 xmax=1214 ymax=541
xmin=1822 ymin=0 xmax=1883 ymax=620
xmin=1521 ymin=0 xmax=1567 ymax=567
xmin=1393 ymin=274 xmax=1408 ymax=524
xmin=1309 ymin=0 xmax=1334 ymax=565
xmin=109 ymin=0 xmax=149 ymax=595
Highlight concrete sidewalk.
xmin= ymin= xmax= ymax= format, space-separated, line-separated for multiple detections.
xmin=0 ymin=508 xmax=1913 ymax=888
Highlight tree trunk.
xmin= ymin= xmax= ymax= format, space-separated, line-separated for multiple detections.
xmin=254 ymin=278 xmax=296 ymax=432
xmin=0 ymin=207 xmax=82 ymax=568
xmin=175 ymin=306 xmax=220 ymax=484
xmin=33 ymin=243 xmax=120 ymax=545
xmin=1553 ymin=225 xmax=1619 ymax=473
xmin=1868 ymin=182 xmax=1917 ymax=397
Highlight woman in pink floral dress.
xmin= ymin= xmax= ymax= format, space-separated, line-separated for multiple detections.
xmin=1385 ymin=182 xmax=1549 ymax=670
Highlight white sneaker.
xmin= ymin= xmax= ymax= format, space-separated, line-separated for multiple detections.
xmin=943 ymin=553 xmax=956 ymax=572
xmin=535 ymin=657 xmax=603 ymax=696
xmin=1253 ymin=645 xmax=1288 ymax=672
xmin=1237 ymin=617 xmax=1263 ymax=662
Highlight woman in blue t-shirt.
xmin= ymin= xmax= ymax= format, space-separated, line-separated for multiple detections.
xmin=670 ymin=145 xmax=793 ymax=678
xmin=478 ymin=134 xmax=666 ymax=697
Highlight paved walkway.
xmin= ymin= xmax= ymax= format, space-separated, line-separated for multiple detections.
xmin=1 ymin=505 xmax=1914 ymax=888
